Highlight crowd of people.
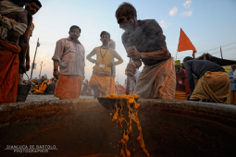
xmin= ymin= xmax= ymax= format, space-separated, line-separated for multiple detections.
xmin=0 ymin=1 xmax=235 ymax=105
xmin=30 ymin=75 xmax=57 ymax=95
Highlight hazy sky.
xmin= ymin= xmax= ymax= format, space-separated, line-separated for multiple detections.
xmin=26 ymin=0 xmax=236 ymax=84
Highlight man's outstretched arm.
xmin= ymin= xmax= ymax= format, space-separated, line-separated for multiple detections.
xmin=112 ymin=50 xmax=123 ymax=66
xmin=86 ymin=48 xmax=97 ymax=64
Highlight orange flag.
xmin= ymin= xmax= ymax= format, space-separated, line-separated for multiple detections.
xmin=177 ymin=28 xmax=197 ymax=58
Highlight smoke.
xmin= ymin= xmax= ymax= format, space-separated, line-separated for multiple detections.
xmin=108 ymin=39 xmax=116 ymax=49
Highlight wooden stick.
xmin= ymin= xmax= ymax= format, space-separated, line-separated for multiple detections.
xmin=125 ymin=58 xmax=132 ymax=95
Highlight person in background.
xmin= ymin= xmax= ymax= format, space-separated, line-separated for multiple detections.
xmin=174 ymin=60 xmax=190 ymax=101
xmin=87 ymin=31 xmax=123 ymax=98
xmin=31 ymin=74 xmax=47 ymax=94
xmin=116 ymin=2 xmax=176 ymax=99
xmin=229 ymin=64 xmax=236 ymax=104
xmin=81 ymin=79 xmax=91 ymax=95
xmin=44 ymin=77 xmax=57 ymax=94
xmin=108 ymin=39 xmax=116 ymax=94
xmin=129 ymin=68 xmax=140 ymax=95
xmin=183 ymin=56 xmax=230 ymax=103
xmin=18 ymin=0 xmax=42 ymax=84
xmin=52 ymin=25 xmax=85 ymax=99
xmin=116 ymin=84 xmax=126 ymax=95
xmin=0 ymin=0 xmax=32 ymax=104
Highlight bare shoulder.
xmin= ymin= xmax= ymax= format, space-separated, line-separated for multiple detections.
xmin=93 ymin=46 xmax=100 ymax=52
xmin=4 ymin=10 xmax=28 ymax=24
xmin=19 ymin=10 xmax=30 ymax=24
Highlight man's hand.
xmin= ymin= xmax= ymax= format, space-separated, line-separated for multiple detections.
xmin=107 ymin=62 xmax=113 ymax=67
xmin=53 ymin=71 xmax=60 ymax=79
xmin=19 ymin=64 xmax=26 ymax=74
xmin=125 ymin=62 xmax=136 ymax=77
xmin=126 ymin=46 xmax=141 ymax=60
xmin=93 ymin=60 xmax=99 ymax=65
xmin=26 ymin=62 xmax=30 ymax=71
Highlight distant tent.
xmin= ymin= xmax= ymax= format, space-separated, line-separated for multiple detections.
xmin=196 ymin=53 xmax=236 ymax=66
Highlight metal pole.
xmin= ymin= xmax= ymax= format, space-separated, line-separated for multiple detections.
xmin=30 ymin=38 xmax=39 ymax=80
xmin=220 ymin=46 xmax=223 ymax=59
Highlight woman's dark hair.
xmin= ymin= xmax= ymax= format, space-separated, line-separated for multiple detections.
xmin=100 ymin=31 xmax=110 ymax=39
xmin=115 ymin=2 xmax=137 ymax=19
xmin=69 ymin=25 xmax=81 ymax=33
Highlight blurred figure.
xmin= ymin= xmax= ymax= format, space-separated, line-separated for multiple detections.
xmin=229 ymin=64 xmax=236 ymax=104
xmin=116 ymin=2 xmax=175 ymax=99
xmin=31 ymin=75 xmax=47 ymax=94
xmin=52 ymin=25 xmax=85 ymax=99
xmin=183 ymin=56 xmax=230 ymax=103
xmin=108 ymin=39 xmax=116 ymax=94
xmin=81 ymin=79 xmax=91 ymax=95
xmin=116 ymin=84 xmax=126 ymax=95
xmin=130 ymin=68 xmax=140 ymax=94
xmin=174 ymin=60 xmax=190 ymax=101
xmin=87 ymin=31 xmax=123 ymax=98
xmin=44 ymin=77 xmax=57 ymax=94
xmin=125 ymin=68 xmax=140 ymax=95
xmin=0 ymin=0 xmax=32 ymax=104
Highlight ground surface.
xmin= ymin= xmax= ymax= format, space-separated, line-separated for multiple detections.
xmin=26 ymin=94 xmax=94 ymax=102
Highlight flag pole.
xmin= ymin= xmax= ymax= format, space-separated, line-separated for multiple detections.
xmin=176 ymin=51 xmax=178 ymax=60
xmin=30 ymin=38 xmax=39 ymax=80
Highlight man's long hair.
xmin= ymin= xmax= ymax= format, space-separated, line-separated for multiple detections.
xmin=115 ymin=2 xmax=137 ymax=19
xmin=26 ymin=0 xmax=42 ymax=8
xmin=32 ymin=0 xmax=42 ymax=7
xmin=10 ymin=0 xmax=33 ymax=7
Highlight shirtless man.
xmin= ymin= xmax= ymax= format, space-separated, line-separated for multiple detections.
xmin=0 ymin=0 xmax=32 ymax=104
xmin=18 ymin=0 xmax=42 ymax=84
xmin=116 ymin=2 xmax=176 ymax=99
xmin=24 ymin=0 xmax=41 ymax=70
